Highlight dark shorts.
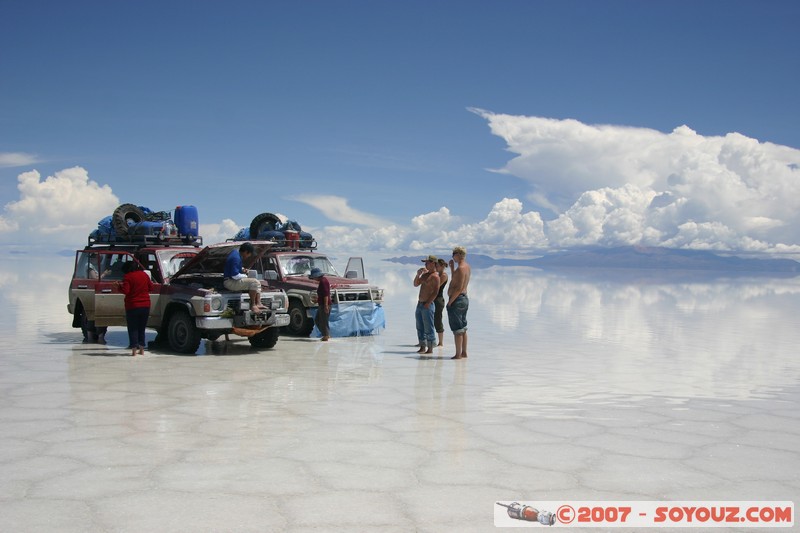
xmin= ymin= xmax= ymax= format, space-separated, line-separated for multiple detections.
xmin=434 ymin=296 xmax=445 ymax=333
xmin=447 ymin=294 xmax=468 ymax=334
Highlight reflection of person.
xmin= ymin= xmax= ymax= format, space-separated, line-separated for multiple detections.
xmin=414 ymin=255 xmax=440 ymax=354
xmin=447 ymin=246 xmax=471 ymax=360
xmin=309 ymin=267 xmax=331 ymax=341
xmin=434 ymin=258 xmax=449 ymax=347
xmin=120 ymin=261 xmax=154 ymax=356
xmin=223 ymin=242 xmax=263 ymax=312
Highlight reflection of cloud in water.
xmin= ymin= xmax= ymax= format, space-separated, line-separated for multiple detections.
xmin=1 ymin=255 xmax=74 ymax=341
xmin=5 ymin=254 xmax=800 ymax=413
xmin=473 ymin=269 xmax=800 ymax=414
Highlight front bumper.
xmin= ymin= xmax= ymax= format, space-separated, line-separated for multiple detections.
xmin=196 ymin=312 xmax=290 ymax=330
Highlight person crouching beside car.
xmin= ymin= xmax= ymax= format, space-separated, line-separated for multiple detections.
xmin=120 ymin=261 xmax=154 ymax=356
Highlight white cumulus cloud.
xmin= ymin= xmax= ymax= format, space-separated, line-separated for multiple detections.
xmin=472 ymin=110 xmax=800 ymax=254
xmin=5 ymin=110 xmax=800 ymax=258
xmin=0 ymin=167 xmax=119 ymax=244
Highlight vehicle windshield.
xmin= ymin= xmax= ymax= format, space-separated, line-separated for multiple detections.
xmin=278 ymin=254 xmax=339 ymax=277
xmin=157 ymin=249 xmax=199 ymax=278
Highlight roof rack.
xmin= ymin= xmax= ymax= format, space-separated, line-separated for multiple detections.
xmin=228 ymin=236 xmax=318 ymax=251
xmin=87 ymin=233 xmax=203 ymax=248
xmin=269 ymin=241 xmax=318 ymax=251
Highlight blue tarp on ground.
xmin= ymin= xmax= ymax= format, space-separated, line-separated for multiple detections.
xmin=310 ymin=302 xmax=385 ymax=337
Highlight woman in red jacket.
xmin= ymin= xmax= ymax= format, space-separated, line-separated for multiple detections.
xmin=120 ymin=261 xmax=154 ymax=356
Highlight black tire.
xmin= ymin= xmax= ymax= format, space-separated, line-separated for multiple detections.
xmin=249 ymin=212 xmax=282 ymax=239
xmin=167 ymin=309 xmax=201 ymax=354
xmin=249 ymin=328 xmax=279 ymax=349
xmin=113 ymin=203 xmax=146 ymax=236
xmin=76 ymin=304 xmax=92 ymax=341
xmin=287 ymin=300 xmax=314 ymax=336
xmin=151 ymin=329 xmax=168 ymax=347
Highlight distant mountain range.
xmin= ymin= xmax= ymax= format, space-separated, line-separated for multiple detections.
xmin=387 ymin=246 xmax=800 ymax=273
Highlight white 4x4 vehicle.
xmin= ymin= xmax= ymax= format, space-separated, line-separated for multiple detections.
xmin=68 ymin=240 xmax=290 ymax=354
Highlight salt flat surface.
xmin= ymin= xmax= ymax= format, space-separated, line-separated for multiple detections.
xmin=0 ymin=254 xmax=798 ymax=532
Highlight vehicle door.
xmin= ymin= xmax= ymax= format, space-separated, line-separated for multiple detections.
xmin=70 ymin=251 xmax=102 ymax=321
xmin=344 ymin=257 xmax=365 ymax=279
xmin=136 ymin=250 xmax=165 ymax=327
xmin=94 ymin=251 xmax=136 ymax=326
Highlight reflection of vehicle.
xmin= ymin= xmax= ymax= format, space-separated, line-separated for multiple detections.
xmin=67 ymin=239 xmax=290 ymax=354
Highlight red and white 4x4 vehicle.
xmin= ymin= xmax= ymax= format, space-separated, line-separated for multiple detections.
xmin=68 ymin=238 xmax=290 ymax=354
xmin=259 ymin=250 xmax=384 ymax=336
xmin=232 ymin=211 xmax=385 ymax=337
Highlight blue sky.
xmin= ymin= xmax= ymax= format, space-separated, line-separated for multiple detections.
xmin=1 ymin=1 xmax=799 ymax=255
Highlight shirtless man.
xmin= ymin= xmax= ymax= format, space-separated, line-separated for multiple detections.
xmin=447 ymin=246 xmax=471 ymax=360
xmin=413 ymin=255 xmax=441 ymax=354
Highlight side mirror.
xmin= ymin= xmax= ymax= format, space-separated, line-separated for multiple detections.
xmin=345 ymin=270 xmax=358 ymax=279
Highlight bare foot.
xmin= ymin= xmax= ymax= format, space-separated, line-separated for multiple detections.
xmin=451 ymin=354 xmax=464 ymax=360
xmin=417 ymin=347 xmax=426 ymax=354
xmin=437 ymin=343 xmax=443 ymax=347
xmin=138 ymin=348 xmax=144 ymax=355
xmin=425 ymin=348 xmax=433 ymax=354
xmin=321 ymin=336 xmax=330 ymax=342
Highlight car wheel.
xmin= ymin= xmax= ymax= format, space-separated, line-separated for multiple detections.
xmin=77 ymin=305 xmax=93 ymax=342
xmin=287 ymin=300 xmax=313 ymax=336
xmin=249 ymin=328 xmax=279 ymax=349
xmin=113 ymin=203 xmax=146 ymax=236
xmin=167 ymin=309 xmax=201 ymax=354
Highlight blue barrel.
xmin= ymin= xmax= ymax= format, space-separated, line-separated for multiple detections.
xmin=174 ymin=205 xmax=199 ymax=237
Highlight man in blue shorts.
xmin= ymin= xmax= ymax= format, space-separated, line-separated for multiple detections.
xmin=447 ymin=246 xmax=471 ymax=359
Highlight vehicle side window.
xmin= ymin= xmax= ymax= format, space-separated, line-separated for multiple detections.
xmin=266 ymin=257 xmax=278 ymax=274
xmin=100 ymin=253 xmax=132 ymax=280
xmin=75 ymin=251 xmax=99 ymax=279
xmin=141 ymin=253 xmax=163 ymax=283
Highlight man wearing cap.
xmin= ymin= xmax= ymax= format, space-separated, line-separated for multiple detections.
xmin=309 ymin=267 xmax=331 ymax=341
xmin=413 ymin=255 xmax=440 ymax=354
xmin=447 ymin=246 xmax=471 ymax=359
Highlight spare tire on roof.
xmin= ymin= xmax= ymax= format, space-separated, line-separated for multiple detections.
xmin=112 ymin=204 xmax=146 ymax=236
xmin=249 ymin=212 xmax=282 ymax=239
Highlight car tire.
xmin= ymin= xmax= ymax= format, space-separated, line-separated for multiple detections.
xmin=287 ymin=300 xmax=313 ymax=336
xmin=249 ymin=327 xmax=279 ymax=349
xmin=113 ymin=203 xmax=146 ymax=237
xmin=76 ymin=304 xmax=92 ymax=341
xmin=249 ymin=212 xmax=282 ymax=239
xmin=167 ymin=309 xmax=201 ymax=354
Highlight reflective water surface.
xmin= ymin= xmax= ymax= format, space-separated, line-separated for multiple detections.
xmin=0 ymin=253 xmax=798 ymax=532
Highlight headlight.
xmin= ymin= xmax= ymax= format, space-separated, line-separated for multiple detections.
xmin=210 ymin=296 xmax=223 ymax=311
